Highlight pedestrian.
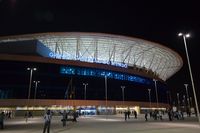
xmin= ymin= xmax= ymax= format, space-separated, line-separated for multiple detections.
xmin=186 ymin=108 xmax=191 ymax=117
xmin=145 ymin=111 xmax=148 ymax=121
xmin=159 ymin=110 xmax=163 ymax=120
xmin=28 ymin=111 xmax=33 ymax=118
xmin=153 ymin=110 xmax=158 ymax=120
xmin=180 ymin=111 xmax=184 ymax=120
xmin=124 ymin=111 xmax=128 ymax=121
xmin=134 ymin=110 xmax=137 ymax=119
xmin=168 ymin=109 xmax=172 ymax=121
xmin=8 ymin=112 xmax=11 ymax=119
xmin=73 ymin=111 xmax=77 ymax=122
xmin=127 ymin=110 xmax=131 ymax=119
xmin=0 ymin=112 xmax=5 ymax=129
xmin=149 ymin=111 xmax=152 ymax=118
xmin=43 ymin=110 xmax=52 ymax=133
xmin=61 ymin=110 xmax=67 ymax=127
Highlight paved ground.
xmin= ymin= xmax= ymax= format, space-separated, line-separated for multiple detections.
xmin=2 ymin=114 xmax=200 ymax=133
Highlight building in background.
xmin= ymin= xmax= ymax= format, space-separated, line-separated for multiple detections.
xmin=0 ymin=32 xmax=182 ymax=115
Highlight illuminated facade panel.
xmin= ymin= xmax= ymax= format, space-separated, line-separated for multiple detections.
xmin=60 ymin=66 xmax=151 ymax=84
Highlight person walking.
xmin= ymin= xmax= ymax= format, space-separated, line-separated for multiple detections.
xmin=159 ymin=110 xmax=163 ymax=120
xmin=134 ymin=110 xmax=137 ymax=119
xmin=43 ymin=110 xmax=52 ymax=133
xmin=72 ymin=111 xmax=77 ymax=122
xmin=0 ymin=112 xmax=5 ymax=129
xmin=145 ymin=111 xmax=148 ymax=121
xmin=127 ymin=110 xmax=131 ymax=119
xmin=61 ymin=110 xmax=67 ymax=127
xmin=168 ymin=109 xmax=172 ymax=121
xmin=124 ymin=111 xmax=128 ymax=121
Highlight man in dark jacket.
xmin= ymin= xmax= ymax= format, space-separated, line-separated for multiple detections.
xmin=0 ymin=112 xmax=5 ymax=129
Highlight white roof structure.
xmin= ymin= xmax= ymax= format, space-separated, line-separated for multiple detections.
xmin=0 ymin=32 xmax=183 ymax=81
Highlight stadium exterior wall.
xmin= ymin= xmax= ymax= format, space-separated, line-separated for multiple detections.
xmin=0 ymin=54 xmax=161 ymax=81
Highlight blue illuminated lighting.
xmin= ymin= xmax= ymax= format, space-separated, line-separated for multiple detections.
xmin=49 ymin=52 xmax=128 ymax=68
xmin=60 ymin=66 xmax=151 ymax=85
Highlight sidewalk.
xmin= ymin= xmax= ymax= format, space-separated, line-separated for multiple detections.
xmin=1 ymin=114 xmax=200 ymax=133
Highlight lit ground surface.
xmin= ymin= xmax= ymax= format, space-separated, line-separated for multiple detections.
xmin=2 ymin=114 xmax=200 ymax=133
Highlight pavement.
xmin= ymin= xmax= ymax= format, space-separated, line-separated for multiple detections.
xmin=1 ymin=114 xmax=200 ymax=133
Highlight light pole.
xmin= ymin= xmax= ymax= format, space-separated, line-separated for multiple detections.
xmin=33 ymin=80 xmax=40 ymax=115
xmin=27 ymin=68 xmax=37 ymax=100
xmin=33 ymin=81 xmax=40 ymax=99
xmin=153 ymin=79 xmax=159 ymax=108
xmin=166 ymin=91 xmax=169 ymax=105
xmin=105 ymin=76 xmax=108 ymax=118
xmin=148 ymin=89 xmax=151 ymax=108
xmin=26 ymin=67 xmax=37 ymax=122
xmin=177 ymin=93 xmax=180 ymax=110
xmin=83 ymin=83 xmax=88 ymax=100
xmin=184 ymin=84 xmax=191 ymax=110
xmin=121 ymin=86 xmax=125 ymax=106
xmin=167 ymin=91 xmax=172 ymax=106
xmin=183 ymin=95 xmax=186 ymax=110
xmin=190 ymin=97 xmax=193 ymax=108
xmin=178 ymin=33 xmax=200 ymax=124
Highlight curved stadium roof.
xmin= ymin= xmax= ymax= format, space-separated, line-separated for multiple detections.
xmin=0 ymin=32 xmax=183 ymax=81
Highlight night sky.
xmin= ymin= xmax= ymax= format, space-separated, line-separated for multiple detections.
xmin=0 ymin=0 xmax=200 ymax=103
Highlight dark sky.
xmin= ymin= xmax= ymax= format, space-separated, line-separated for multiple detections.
xmin=0 ymin=0 xmax=200 ymax=103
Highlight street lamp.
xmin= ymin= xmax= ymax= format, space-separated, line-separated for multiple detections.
xmin=153 ymin=79 xmax=159 ymax=108
xmin=26 ymin=67 xmax=37 ymax=122
xmin=27 ymin=68 xmax=37 ymax=99
xmin=33 ymin=81 xmax=40 ymax=99
xmin=184 ymin=84 xmax=191 ymax=110
xmin=148 ymin=89 xmax=151 ymax=108
xmin=178 ymin=33 xmax=200 ymax=124
xmin=121 ymin=86 xmax=125 ymax=106
xmin=83 ymin=83 xmax=88 ymax=100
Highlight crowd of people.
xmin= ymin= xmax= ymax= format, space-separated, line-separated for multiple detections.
xmin=0 ymin=108 xmax=194 ymax=131
xmin=123 ymin=108 xmax=192 ymax=122
xmin=124 ymin=110 xmax=137 ymax=121
xmin=43 ymin=109 xmax=78 ymax=133
xmin=0 ymin=111 xmax=14 ymax=130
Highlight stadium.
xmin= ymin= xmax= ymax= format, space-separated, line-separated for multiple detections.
xmin=0 ymin=32 xmax=183 ymax=115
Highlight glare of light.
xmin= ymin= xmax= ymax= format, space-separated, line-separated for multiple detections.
xmin=186 ymin=34 xmax=190 ymax=38
xmin=178 ymin=33 xmax=190 ymax=38
xmin=178 ymin=33 xmax=183 ymax=36
xmin=27 ymin=67 xmax=37 ymax=71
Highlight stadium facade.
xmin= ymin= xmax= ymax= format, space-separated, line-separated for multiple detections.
xmin=0 ymin=32 xmax=183 ymax=115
